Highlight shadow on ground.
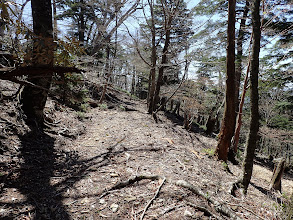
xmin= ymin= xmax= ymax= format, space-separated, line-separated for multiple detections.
xmin=1 ymin=130 xmax=111 ymax=219
xmin=16 ymin=131 xmax=70 ymax=219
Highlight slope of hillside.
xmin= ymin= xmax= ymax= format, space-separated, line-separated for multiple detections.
xmin=0 ymin=83 xmax=292 ymax=219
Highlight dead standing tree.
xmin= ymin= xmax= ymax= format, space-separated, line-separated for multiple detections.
xmin=270 ymin=157 xmax=286 ymax=192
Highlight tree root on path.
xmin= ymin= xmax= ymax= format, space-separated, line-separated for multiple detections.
xmin=140 ymin=178 xmax=166 ymax=220
xmin=101 ymin=174 xmax=241 ymax=219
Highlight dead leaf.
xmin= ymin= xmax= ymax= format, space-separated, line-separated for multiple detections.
xmin=163 ymin=138 xmax=174 ymax=144
xmin=190 ymin=149 xmax=202 ymax=159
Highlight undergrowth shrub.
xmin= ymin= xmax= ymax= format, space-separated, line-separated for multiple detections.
xmin=283 ymin=194 xmax=293 ymax=220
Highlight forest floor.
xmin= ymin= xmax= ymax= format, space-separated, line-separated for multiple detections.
xmin=1 ymin=81 xmax=293 ymax=220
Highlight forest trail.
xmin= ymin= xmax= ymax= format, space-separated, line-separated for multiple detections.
xmin=57 ymin=95 xmax=293 ymax=219
xmin=1 ymin=92 xmax=292 ymax=219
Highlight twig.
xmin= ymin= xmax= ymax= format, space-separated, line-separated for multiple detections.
xmin=107 ymin=175 xmax=162 ymax=192
xmin=140 ymin=178 xmax=166 ymax=220
xmin=175 ymin=156 xmax=186 ymax=171
xmin=102 ymin=175 xmax=240 ymax=219
xmin=186 ymin=202 xmax=219 ymax=219
xmin=225 ymin=202 xmax=266 ymax=220
xmin=158 ymin=204 xmax=184 ymax=217
xmin=173 ymin=180 xmax=241 ymax=220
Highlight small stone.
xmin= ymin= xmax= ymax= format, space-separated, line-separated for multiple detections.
xmin=99 ymin=198 xmax=106 ymax=204
xmin=110 ymin=203 xmax=119 ymax=212
xmin=124 ymin=196 xmax=136 ymax=202
xmin=184 ymin=209 xmax=193 ymax=217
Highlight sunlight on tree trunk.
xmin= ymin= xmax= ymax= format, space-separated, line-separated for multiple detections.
xmin=239 ymin=0 xmax=261 ymax=193
xmin=215 ymin=0 xmax=236 ymax=162
xmin=228 ymin=0 xmax=250 ymax=162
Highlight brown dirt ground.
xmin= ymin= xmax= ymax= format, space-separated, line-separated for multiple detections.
xmin=1 ymin=81 xmax=293 ymax=220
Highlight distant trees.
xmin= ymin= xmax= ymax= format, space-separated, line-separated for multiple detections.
xmin=135 ymin=0 xmax=193 ymax=114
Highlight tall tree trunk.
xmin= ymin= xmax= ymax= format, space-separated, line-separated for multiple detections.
xmin=215 ymin=0 xmax=236 ymax=161
xmin=20 ymin=0 xmax=54 ymax=127
xmin=0 ymin=0 xmax=8 ymax=50
xmin=52 ymin=0 xmax=58 ymax=40
xmin=78 ymin=0 xmax=85 ymax=45
xmin=131 ymin=66 xmax=136 ymax=95
xmin=239 ymin=0 xmax=261 ymax=193
xmin=153 ymin=19 xmax=171 ymax=109
xmin=228 ymin=0 xmax=250 ymax=162
xmin=99 ymin=44 xmax=111 ymax=104
xmin=148 ymin=0 xmax=157 ymax=114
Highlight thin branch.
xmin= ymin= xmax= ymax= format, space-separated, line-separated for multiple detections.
xmin=0 ymin=66 xmax=83 ymax=80
xmin=140 ymin=178 xmax=166 ymax=220
xmin=123 ymin=23 xmax=151 ymax=67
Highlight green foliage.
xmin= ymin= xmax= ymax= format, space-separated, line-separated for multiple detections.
xmin=98 ymin=103 xmax=108 ymax=110
xmin=222 ymin=161 xmax=228 ymax=170
xmin=282 ymin=195 xmax=293 ymax=220
xmin=119 ymin=105 xmax=125 ymax=111
xmin=76 ymin=111 xmax=86 ymax=121
xmin=53 ymin=72 xmax=89 ymax=111
xmin=202 ymin=147 xmax=215 ymax=156
xmin=269 ymin=115 xmax=292 ymax=130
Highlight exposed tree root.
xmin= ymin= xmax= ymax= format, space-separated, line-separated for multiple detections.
xmin=173 ymin=180 xmax=240 ymax=219
xmin=140 ymin=178 xmax=166 ymax=220
xmin=102 ymin=174 xmax=241 ymax=219
xmin=186 ymin=202 xmax=220 ymax=219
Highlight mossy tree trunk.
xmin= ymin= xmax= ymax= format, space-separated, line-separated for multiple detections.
xmin=215 ymin=0 xmax=236 ymax=162
xmin=20 ymin=0 xmax=54 ymax=127
xmin=239 ymin=0 xmax=261 ymax=193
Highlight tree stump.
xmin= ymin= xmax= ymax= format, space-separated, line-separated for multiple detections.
xmin=269 ymin=157 xmax=286 ymax=192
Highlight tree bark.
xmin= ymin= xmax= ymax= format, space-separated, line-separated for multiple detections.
xmin=78 ymin=0 xmax=85 ymax=45
xmin=228 ymin=0 xmax=250 ymax=162
xmin=52 ymin=0 xmax=58 ymax=40
xmin=20 ymin=0 xmax=54 ymax=127
xmin=239 ymin=0 xmax=261 ymax=193
xmin=269 ymin=158 xmax=285 ymax=192
xmin=147 ymin=0 xmax=157 ymax=114
xmin=153 ymin=18 xmax=172 ymax=109
xmin=215 ymin=0 xmax=236 ymax=162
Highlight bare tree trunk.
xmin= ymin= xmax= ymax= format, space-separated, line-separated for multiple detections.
xmin=239 ymin=0 xmax=261 ymax=193
xmin=215 ymin=0 xmax=236 ymax=162
xmin=147 ymin=0 xmax=157 ymax=114
xmin=78 ymin=0 xmax=85 ymax=45
xmin=153 ymin=20 xmax=171 ymax=109
xmin=99 ymin=44 xmax=111 ymax=104
xmin=228 ymin=0 xmax=250 ymax=162
xmin=131 ymin=66 xmax=136 ymax=95
xmin=52 ymin=0 xmax=58 ymax=40
xmin=20 ymin=0 xmax=54 ymax=127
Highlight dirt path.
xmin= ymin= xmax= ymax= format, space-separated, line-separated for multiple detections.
xmin=1 ymin=94 xmax=292 ymax=219
xmin=59 ymin=99 xmax=292 ymax=219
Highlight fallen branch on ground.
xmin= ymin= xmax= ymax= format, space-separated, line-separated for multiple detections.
xmin=101 ymin=174 xmax=240 ymax=219
xmin=186 ymin=202 xmax=220 ymax=219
